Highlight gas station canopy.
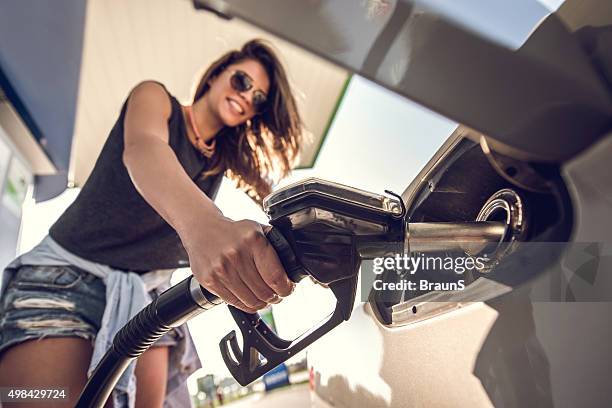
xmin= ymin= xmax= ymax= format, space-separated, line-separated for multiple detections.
xmin=0 ymin=0 xmax=349 ymax=199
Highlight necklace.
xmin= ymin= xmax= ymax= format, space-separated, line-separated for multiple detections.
xmin=185 ymin=105 xmax=216 ymax=158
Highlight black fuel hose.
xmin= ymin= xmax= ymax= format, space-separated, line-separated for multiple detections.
xmin=75 ymin=276 xmax=221 ymax=407
xmin=75 ymin=227 xmax=301 ymax=408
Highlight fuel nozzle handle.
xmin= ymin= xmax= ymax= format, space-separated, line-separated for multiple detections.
xmin=219 ymin=225 xmax=362 ymax=386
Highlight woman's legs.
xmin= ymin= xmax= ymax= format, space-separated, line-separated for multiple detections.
xmin=134 ymin=346 xmax=169 ymax=408
xmin=0 ymin=337 xmax=94 ymax=407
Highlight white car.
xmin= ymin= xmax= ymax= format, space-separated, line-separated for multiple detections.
xmin=196 ymin=0 xmax=612 ymax=406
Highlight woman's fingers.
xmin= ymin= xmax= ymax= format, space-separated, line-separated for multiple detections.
xmin=203 ymin=277 xmax=259 ymax=313
xmin=235 ymin=252 xmax=279 ymax=304
xmin=214 ymin=256 xmax=266 ymax=310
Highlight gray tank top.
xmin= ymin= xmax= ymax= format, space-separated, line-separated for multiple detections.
xmin=49 ymin=83 xmax=223 ymax=272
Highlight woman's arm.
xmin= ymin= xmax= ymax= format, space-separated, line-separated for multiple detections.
xmin=122 ymin=81 xmax=293 ymax=312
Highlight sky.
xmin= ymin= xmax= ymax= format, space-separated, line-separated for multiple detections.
xmin=14 ymin=0 xmax=567 ymax=389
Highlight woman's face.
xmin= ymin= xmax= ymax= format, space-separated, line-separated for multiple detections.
xmin=206 ymin=58 xmax=271 ymax=128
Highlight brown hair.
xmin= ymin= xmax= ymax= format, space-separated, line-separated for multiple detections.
xmin=194 ymin=39 xmax=302 ymax=205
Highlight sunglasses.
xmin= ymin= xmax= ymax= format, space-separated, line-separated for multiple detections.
xmin=229 ymin=70 xmax=268 ymax=113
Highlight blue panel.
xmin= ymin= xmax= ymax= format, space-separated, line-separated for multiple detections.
xmin=0 ymin=0 xmax=87 ymax=171
xmin=263 ymin=363 xmax=290 ymax=391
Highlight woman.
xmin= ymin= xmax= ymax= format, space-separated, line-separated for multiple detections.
xmin=0 ymin=39 xmax=301 ymax=407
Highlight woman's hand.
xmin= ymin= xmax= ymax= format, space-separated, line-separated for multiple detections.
xmin=182 ymin=216 xmax=295 ymax=313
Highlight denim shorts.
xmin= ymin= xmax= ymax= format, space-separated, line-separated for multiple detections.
xmin=0 ymin=264 xmax=178 ymax=357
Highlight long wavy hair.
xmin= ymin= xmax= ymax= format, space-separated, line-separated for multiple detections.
xmin=194 ymin=39 xmax=302 ymax=205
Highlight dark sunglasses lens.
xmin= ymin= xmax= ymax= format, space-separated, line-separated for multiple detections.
xmin=253 ymin=91 xmax=267 ymax=113
xmin=230 ymin=71 xmax=251 ymax=92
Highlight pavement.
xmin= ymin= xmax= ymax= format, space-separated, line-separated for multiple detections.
xmin=222 ymin=384 xmax=310 ymax=408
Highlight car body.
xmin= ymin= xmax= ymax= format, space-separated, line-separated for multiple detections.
xmin=195 ymin=0 xmax=612 ymax=406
